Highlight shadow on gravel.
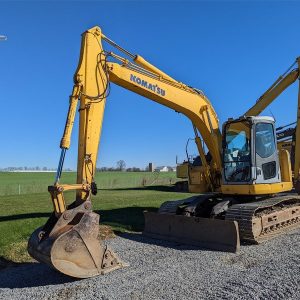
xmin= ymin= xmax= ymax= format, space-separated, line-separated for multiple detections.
xmin=98 ymin=207 xmax=232 ymax=252
xmin=0 ymin=260 xmax=76 ymax=288
xmin=118 ymin=232 xmax=208 ymax=251
xmin=96 ymin=206 xmax=158 ymax=231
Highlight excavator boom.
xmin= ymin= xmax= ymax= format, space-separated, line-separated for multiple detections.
xmin=28 ymin=26 xmax=239 ymax=277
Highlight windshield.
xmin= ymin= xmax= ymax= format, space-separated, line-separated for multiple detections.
xmin=224 ymin=121 xmax=251 ymax=182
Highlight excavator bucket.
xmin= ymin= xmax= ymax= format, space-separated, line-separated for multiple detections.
xmin=143 ymin=212 xmax=240 ymax=252
xmin=28 ymin=201 xmax=124 ymax=278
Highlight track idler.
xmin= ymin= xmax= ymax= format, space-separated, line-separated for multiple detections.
xmin=28 ymin=201 xmax=124 ymax=278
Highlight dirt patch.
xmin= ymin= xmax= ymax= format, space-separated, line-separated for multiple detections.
xmin=3 ymin=240 xmax=32 ymax=263
xmin=99 ymin=224 xmax=116 ymax=240
xmin=223 ymin=254 xmax=260 ymax=269
xmin=0 ymin=240 xmax=34 ymax=270
xmin=45 ymin=286 xmax=89 ymax=300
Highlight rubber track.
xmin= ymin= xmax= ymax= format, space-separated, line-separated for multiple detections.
xmin=225 ymin=195 xmax=300 ymax=243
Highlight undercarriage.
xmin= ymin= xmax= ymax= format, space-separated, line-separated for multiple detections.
xmin=144 ymin=193 xmax=300 ymax=252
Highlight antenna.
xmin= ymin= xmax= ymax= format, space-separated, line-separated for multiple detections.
xmin=269 ymin=109 xmax=276 ymax=123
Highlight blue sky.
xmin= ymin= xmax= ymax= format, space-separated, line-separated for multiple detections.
xmin=0 ymin=1 xmax=299 ymax=169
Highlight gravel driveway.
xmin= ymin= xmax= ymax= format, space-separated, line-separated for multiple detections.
xmin=0 ymin=229 xmax=300 ymax=300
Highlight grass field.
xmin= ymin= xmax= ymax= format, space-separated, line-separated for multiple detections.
xmin=0 ymin=171 xmax=191 ymax=264
xmin=0 ymin=171 xmax=178 ymax=196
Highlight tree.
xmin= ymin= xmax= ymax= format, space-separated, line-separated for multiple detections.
xmin=132 ymin=167 xmax=141 ymax=172
xmin=116 ymin=160 xmax=126 ymax=171
xmin=96 ymin=167 xmax=109 ymax=172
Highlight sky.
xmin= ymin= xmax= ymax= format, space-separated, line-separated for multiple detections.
xmin=0 ymin=0 xmax=300 ymax=170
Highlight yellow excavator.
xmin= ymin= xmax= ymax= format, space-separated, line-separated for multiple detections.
xmin=28 ymin=26 xmax=300 ymax=278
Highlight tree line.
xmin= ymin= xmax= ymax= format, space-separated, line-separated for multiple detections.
xmin=96 ymin=160 xmax=148 ymax=172
xmin=1 ymin=160 xmax=148 ymax=172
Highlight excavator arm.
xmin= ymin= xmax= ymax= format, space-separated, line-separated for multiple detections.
xmin=55 ymin=25 xmax=223 ymax=204
xmin=28 ymin=26 xmax=226 ymax=278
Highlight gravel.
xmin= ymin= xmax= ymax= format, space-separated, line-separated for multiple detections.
xmin=1 ymin=229 xmax=300 ymax=300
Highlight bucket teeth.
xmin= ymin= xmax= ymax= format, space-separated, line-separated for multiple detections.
xmin=28 ymin=201 xmax=125 ymax=278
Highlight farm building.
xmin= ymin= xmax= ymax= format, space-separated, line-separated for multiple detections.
xmin=154 ymin=166 xmax=176 ymax=172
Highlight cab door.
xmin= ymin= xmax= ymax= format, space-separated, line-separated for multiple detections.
xmin=254 ymin=122 xmax=280 ymax=184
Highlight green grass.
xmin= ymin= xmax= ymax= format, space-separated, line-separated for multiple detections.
xmin=0 ymin=172 xmax=191 ymax=263
xmin=0 ymin=171 xmax=177 ymax=196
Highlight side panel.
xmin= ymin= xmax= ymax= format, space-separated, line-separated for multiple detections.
xmin=188 ymin=166 xmax=210 ymax=193
xmin=221 ymin=182 xmax=292 ymax=195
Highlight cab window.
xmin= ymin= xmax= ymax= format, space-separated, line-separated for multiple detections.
xmin=255 ymin=123 xmax=276 ymax=158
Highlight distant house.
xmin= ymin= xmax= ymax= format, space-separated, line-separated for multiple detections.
xmin=155 ymin=166 xmax=176 ymax=172
xmin=155 ymin=166 xmax=169 ymax=172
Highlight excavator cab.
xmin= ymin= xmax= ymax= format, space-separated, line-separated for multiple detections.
xmin=222 ymin=116 xmax=280 ymax=185
xmin=221 ymin=116 xmax=293 ymax=195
